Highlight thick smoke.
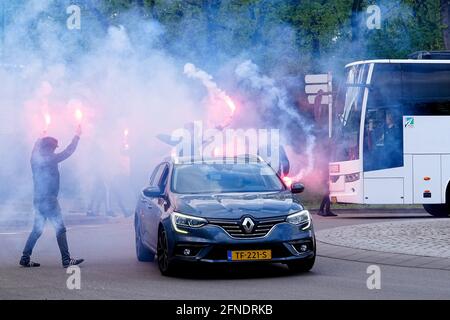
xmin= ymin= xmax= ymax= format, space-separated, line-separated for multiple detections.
xmin=183 ymin=63 xmax=235 ymax=129
xmin=0 ymin=2 xmax=206 ymax=221
xmin=0 ymin=1 xmax=320 ymax=224
xmin=234 ymin=60 xmax=316 ymax=180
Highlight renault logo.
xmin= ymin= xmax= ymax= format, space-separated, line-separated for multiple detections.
xmin=241 ymin=217 xmax=255 ymax=233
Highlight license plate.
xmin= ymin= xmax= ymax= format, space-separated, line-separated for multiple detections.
xmin=227 ymin=250 xmax=272 ymax=261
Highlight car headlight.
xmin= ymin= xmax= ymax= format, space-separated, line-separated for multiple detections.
xmin=171 ymin=212 xmax=207 ymax=234
xmin=286 ymin=210 xmax=311 ymax=230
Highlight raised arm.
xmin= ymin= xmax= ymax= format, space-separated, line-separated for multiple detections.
xmin=53 ymin=135 xmax=80 ymax=163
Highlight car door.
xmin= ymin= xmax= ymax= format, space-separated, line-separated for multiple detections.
xmin=140 ymin=164 xmax=164 ymax=250
xmin=148 ymin=163 xmax=170 ymax=247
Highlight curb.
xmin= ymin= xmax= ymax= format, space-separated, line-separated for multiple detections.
xmin=315 ymin=217 xmax=450 ymax=270
xmin=317 ymin=240 xmax=450 ymax=271
xmin=309 ymin=208 xmax=427 ymax=214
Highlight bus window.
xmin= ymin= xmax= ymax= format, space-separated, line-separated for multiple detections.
xmin=404 ymin=101 xmax=450 ymax=115
xmin=332 ymin=64 xmax=367 ymax=162
xmin=402 ymin=63 xmax=450 ymax=115
xmin=367 ymin=64 xmax=402 ymax=109
xmin=364 ymin=64 xmax=406 ymax=171
xmin=402 ymin=63 xmax=450 ymax=101
xmin=364 ymin=108 xmax=403 ymax=171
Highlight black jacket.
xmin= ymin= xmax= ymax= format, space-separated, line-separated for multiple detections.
xmin=31 ymin=136 xmax=80 ymax=201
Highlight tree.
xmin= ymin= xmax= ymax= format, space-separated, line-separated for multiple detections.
xmin=350 ymin=0 xmax=363 ymax=57
xmin=98 ymin=0 xmax=446 ymax=72
xmin=441 ymin=0 xmax=450 ymax=49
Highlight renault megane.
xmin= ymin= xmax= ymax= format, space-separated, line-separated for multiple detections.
xmin=134 ymin=155 xmax=315 ymax=276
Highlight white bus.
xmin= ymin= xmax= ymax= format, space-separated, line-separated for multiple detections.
xmin=329 ymin=56 xmax=450 ymax=217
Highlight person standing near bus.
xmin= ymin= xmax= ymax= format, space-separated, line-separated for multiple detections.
xmin=20 ymin=126 xmax=85 ymax=268
xmin=317 ymin=137 xmax=337 ymax=217
xmin=383 ymin=111 xmax=403 ymax=168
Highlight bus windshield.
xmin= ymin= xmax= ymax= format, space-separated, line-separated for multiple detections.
xmin=332 ymin=64 xmax=368 ymax=162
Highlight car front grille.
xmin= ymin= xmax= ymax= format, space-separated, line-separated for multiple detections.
xmin=208 ymin=216 xmax=286 ymax=238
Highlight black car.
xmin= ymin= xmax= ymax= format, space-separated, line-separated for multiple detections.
xmin=134 ymin=155 xmax=315 ymax=276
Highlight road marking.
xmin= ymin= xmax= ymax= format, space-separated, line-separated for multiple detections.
xmin=0 ymin=222 xmax=128 ymax=236
xmin=0 ymin=232 xmax=26 ymax=235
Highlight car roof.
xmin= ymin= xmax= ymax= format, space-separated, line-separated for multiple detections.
xmin=164 ymin=154 xmax=265 ymax=165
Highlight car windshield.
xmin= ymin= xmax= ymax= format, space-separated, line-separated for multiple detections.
xmin=171 ymin=161 xmax=285 ymax=194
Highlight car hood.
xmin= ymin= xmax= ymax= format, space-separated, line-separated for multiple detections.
xmin=172 ymin=191 xmax=303 ymax=219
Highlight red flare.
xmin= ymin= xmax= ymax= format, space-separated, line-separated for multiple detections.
xmin=282 ymin=176 xmax=293 ymax=188
xmin=44 ymin=113 xmax=51 ymax=126
xmin=213 ymin=147 xmax=222 ymax=157
xmin=224 ymin=96 xmax=236 ymax=114
xmin=75 ymin=109 xmax=83 ymax=122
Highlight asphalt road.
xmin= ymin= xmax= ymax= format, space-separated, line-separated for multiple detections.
xmin=0 ymin=211 xmax=449 ymax=300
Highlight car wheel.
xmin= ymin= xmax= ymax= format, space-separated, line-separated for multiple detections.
xmin=135 ymin=215 xmax=154 ymax=262
xmin=287 ymin=256 xmax=315 ymax=273
xmin=423 ymin=204 xmax=450 ymax=218
xmin=157 ymin=227 xmax=176 ymax=276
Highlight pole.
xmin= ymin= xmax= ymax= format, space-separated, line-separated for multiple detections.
xmin=328 ymin=72 xmax=333 ymax=139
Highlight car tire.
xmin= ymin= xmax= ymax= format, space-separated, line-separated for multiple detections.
xmin=287 ymin=256 xmax=315 ymax=273
xmin=423 ymin=204 xmax=450 ymax=218
xmin=157 ymin=227 xmax=177 ymax=276
xmin=135 ymin=215 xmax=155 ymax=262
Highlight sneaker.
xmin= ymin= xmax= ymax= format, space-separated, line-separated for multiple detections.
xmin=317 ymin=211 xmax=338 ymax=217
xmin=19 ymin=259 xmax=40 ymax=268
xmin=63 ymin=258 xmax=84 ymax=268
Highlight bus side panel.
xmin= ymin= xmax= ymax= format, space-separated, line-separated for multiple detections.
xmin=363 ymin=178 xmax=404 ymax=204
xmin=362 ymin=155 xmax=413 ymax=204
xmin=404 ymin=116 xmax=450 ymax=154
xmin=442 ymin=155 xmax=450 ymax=204
xmin=403 ymin=155 xmax=414 ymax=204
xmin=413 ymin=155 xmax=442 ymax=204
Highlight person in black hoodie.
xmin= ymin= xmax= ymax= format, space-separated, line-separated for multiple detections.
xmin=20 ymin=126 xmax=84 ymax=268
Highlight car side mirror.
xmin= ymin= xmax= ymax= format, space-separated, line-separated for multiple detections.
xmin=291 ymin=182 xmax=305 ymax=194
xmin=142 ymin=186 xmax=163 ymax=198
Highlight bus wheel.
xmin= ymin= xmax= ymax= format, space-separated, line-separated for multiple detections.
xmin=423 ymin=204 xmax=450 ymax=218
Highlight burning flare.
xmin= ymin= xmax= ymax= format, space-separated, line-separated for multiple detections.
xmin=44 ymin=113 xmax=51 ymax=127
xmin=282 ymin=176 xmax=293 ymax=188
xmin=224 ymin=96 xmax=236 ymax=114
xmin=183 ymin=63 xmax=236 ymax=127
xmin=123 ymin=128 xmax=130 ymax=151
xmin=75 ymin=108 xmax=83 ymax=122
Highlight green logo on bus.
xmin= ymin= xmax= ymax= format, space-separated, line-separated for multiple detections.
xmin=405 ymin=117 xmax=414 ymax=128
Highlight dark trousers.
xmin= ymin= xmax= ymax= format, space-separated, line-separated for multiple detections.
xmin=21 ymin=198 xmax=70 ymax=264
xmin=319 ymin=194 xmax=331 ymax=213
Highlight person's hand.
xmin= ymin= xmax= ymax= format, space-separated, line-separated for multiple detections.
xmin=75 ymin=125 xmax=82 ymax=137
